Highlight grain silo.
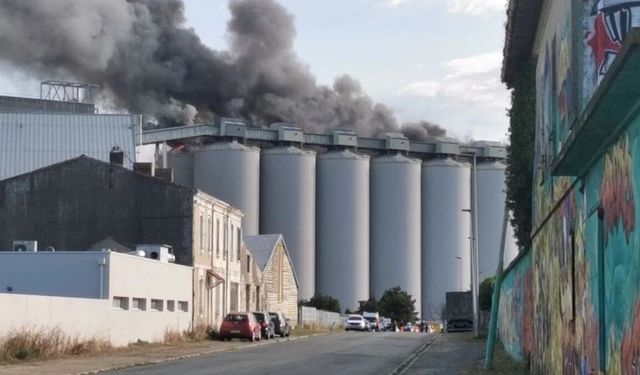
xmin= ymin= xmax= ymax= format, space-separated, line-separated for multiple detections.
xmin=316 ymin=149 xmax=370 ymax=312
xmin=167 ymin=148 xmax=194 ymax=187
xmin=476 ymin=161 xmax=509 ymax=282
xmin=260 ymin=146 xmax=317 ymax=300
xmin=421 ymin=158 xmax=471 ymax=320
xmin=193 ymin=141 xmax=260 ymax=234
xmin=370 ymin=154 xmax=422 ymax=314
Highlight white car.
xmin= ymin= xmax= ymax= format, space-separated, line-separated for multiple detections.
xmin=345 ymin=314 xmax=369 ymax=331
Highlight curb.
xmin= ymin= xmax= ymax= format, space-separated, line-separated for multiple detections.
xmin=387 ymin=333 xmax=441 ymax=375
xmin=79 ymin=332 xmax=332 ymax=375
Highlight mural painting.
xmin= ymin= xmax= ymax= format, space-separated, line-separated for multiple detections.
xmin=584 ymin=0 xmax=640 ymax=102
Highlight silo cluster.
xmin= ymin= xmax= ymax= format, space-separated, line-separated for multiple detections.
xmin=168 ymin=140 xmax=516 ymax=317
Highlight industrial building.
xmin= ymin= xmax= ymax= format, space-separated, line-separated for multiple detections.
xmin=0 ymin=111 xmax=138 ymax=180
xmin=142 ymin=120 xmax=520 ymax=316
xmin=0 ymin=250 xmax=192 ymax=346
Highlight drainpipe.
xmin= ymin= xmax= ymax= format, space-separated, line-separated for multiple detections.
xmin=224 ymin=206 xmax=230 ymax=315
xmin=484 ymin=207 xmax=509 ymax=369
xmin=98 ymin=256 xmax=107 ymax=299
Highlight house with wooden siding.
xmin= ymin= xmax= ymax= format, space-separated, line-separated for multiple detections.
xmin=244 ymin=234 xmax=299 ymax=325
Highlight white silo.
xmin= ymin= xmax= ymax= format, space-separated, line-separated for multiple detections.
xmin=167 ymin=148 xmax=194 ymax=187
xmin=316 ymin=150 xmax=370 ymax=312
xmin=260 ymin=146 xmax=317 ymax=300
xmin=422 ymin=158 xmax=471 ymax=320
xmin=476 ymin=161 xmax=515 ymax=282
xmin=194 ymin=141 xmax=260 ymax=234
xmin=370 ymin=154 xmax=422 ymax=314
xmin=503 ymin=211 xmax=520 ymax=267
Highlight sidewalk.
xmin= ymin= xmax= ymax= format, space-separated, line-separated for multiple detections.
xmin=403 ymin=332 xmax=485 ymax=375
xmin=0 ymin=334 xmax=323 ymax=375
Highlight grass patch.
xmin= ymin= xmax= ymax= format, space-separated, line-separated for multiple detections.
xmin=0 ymin=327 xmax=111 ymax=363
xmin=463 ymin=341 xmax=529 ymax=375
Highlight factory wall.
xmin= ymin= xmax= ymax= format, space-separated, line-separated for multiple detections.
xmin=0 ymin=156 xmax=196 ymax=266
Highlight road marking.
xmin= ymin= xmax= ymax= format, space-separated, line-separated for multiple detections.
xmin=387 ymin=334 xmax=441 ymax=375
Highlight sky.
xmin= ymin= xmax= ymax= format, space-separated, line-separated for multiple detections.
xmin=0 ymin=0 xmax=510 ymax=142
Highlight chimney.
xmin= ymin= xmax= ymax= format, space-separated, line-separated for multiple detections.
xmin=110 ymin=146 xmax=124 ymax=166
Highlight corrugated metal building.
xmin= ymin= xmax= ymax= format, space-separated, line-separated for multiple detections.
xmin=0 ymin=95 xmax=95 ymax=114
xmin=0 ymin=112 xmax=139 ymax=180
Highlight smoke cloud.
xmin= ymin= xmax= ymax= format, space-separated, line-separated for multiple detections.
xmin=0 ymin=0 xmax=446 ymax=139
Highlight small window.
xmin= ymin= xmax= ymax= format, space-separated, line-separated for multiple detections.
xmin=113 ymin=296 xmax=129 ymax=310
xmin=151 ymin=299 xmax=163 ymax=311
xmin=178 ymin=301 xmax=189 ymax=312
xmin=246 ymin=255 xmax=251 ymax=273
xmin=200 ymin=213 xmax=204 ymax=254
xmin=216 ymin=220 xmax=221 ymax=258
xmin=237 ymin=227 xmax=241 ymax=261
xmin=132 ymin=298 xmax=147 ymax=311
xmin=167 ymin=300 xmax=175 ymax=312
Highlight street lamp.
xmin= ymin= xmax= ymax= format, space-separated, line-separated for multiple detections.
xmin=462 ymin=151 xmax=480 ymax=338
xmin=455 ymin=256 xmax=462 ymax=290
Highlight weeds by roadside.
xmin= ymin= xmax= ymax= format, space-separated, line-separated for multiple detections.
xmin=462 ymin=341 xmax=529 ymax=375
xmin=0 ymin=327 xmax=111 ymax=363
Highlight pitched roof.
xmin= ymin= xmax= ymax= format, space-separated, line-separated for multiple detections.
xmin=243 ymin=234 xmax=299 ymax=289
xmin=502 ymin=0 xmax=544 ymax=87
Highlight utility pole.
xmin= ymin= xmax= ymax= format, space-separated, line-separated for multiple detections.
xmin=470 ymin=153 xmax=480 ymax=338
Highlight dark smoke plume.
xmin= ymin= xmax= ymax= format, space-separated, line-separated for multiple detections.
xmin=0 ymin=0 xmax=446 ymax=138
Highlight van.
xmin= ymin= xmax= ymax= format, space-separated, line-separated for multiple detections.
xmin=362 ymin=312 xmax=381 ymax=332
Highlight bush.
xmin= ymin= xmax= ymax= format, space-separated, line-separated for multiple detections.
xmin=0 ymin=327 xmax=111 ymax=363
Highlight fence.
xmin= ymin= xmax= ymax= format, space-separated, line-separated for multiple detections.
xmin=298 ymin=306 xmax=344 ymax=327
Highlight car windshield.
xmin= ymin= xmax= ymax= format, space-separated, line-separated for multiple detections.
xmin=268 ymin=313 xmax=278 ymax=319
xmin=225 ymin=314 xmax=248 ymax=322
xmin=348 ymin=316 xmax=362 ymax=321
xmin=364 ymin=317 xmax=376 ymax=322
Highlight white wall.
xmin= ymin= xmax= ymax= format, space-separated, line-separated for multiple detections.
xmin=108 ymin=252 xmax=192 ymax=305
xmin=0 ymin=294 xmax=191 ymax=346
xmin=0 ymin=251 xmax=193 ymax=346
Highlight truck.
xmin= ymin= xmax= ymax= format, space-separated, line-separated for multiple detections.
xmin=362 ymin=312 xmax=381 ymax=332
xmin=445 ymin=291 xmax=473 ymax=332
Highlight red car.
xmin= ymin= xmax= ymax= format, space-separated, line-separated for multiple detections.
xmin=219 ymin=312 xmax=262 ymax=342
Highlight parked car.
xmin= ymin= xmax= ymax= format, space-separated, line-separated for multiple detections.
xmin=219 ymin=312 xmax=262 ymax=342
xmin=268 ymin=311 xmax=291 ymax=338
xmin=252 ymin=311 xmax=275 ymax=339
xmin=381 ymin=317 xmax=392 ymax=331
xmin=402 ymin=323 xmax=414 ymax=332
xmin=345 ymin=314 xmax=369 ymax=331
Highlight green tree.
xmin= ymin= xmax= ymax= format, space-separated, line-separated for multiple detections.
xmin=357 ymin=296 xmax=378 ymax=313
xmin=479 ymin=277 xmax=495 ymax=312
xmin=299 ymin=293 xmax=341 ymax=313
xmin=377 ymin=286 xmax=418 ymax=325
xmin=505 ymin=59 xmax=535 ymax=249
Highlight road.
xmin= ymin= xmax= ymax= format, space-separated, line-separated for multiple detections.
xmin=107 ymin=332 xmax=436 ymax=375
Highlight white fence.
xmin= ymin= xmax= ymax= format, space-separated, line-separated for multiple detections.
xmin=298 ymin=306 xmax=344 ymax=327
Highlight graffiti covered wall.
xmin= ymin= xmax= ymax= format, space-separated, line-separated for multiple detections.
xmin=497 ymin=252 xmax=532 ymax=363
xmin=498 ymin=1 xmax=640 ymax=373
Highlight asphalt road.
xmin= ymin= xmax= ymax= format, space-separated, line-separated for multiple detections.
xmin=107 ymin=332 xmax=436 ymax=375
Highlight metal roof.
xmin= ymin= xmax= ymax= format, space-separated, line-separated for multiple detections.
xmin=243 ymin=234 xmax=300 ymax=289
xmin=0 ymin=112 xmax=139 ymax=180
xmin=502 ymin=0 xmax=544 ymax=86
